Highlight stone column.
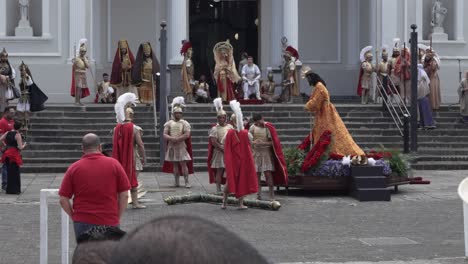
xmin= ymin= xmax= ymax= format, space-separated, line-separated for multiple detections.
xmin=167 ymin=0 xmax=188 ymax=98
xmin=0 ymin=0 xmax=6 ymax=37
xmin=42 ymin=0 xmax=51 ymax=37
xmin=270 ymin=0 xmax=283 ymax=68
xmin=381 ymin=0 xmax=399 ymax=48
xmin=167 ymin=0 xmax=188 ymax=65
xmin=68 ymin=0 xmax=87 ymax=62
xmin=282 ymin=0 xmax=298 ymax=50
xmin=345 ymin=0 xmax=360 ymax=64
xmin=455 ymin=0 xmax=464 ymax=41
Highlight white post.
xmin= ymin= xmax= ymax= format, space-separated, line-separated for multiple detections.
xmin=40 ymin=189 xmax=69 ymax=264
xmin=61 ymin=209 xmax=70 ymax=264
xmin=167 ymin=0 xmax=188 ymax=64
xmin=0 ymin=0 xmax=6 ymax=37
xmin=464 ymin=202 xmax=468 ymax=258
xmin=68 ymin=0 xmax=88 ymax=62
xmin=40 ymin=190 xmax=48 ymax=264
xmin=455 ymin=0 xmax=464 ymax=41
xmin=42 ymin=0 xmax=51 ymax=37
xmin=282 ymin=0 xmax=298 ymax=50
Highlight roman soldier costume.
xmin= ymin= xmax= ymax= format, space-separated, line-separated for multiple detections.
xmin=181 ymin=40 xmax=195 ymax=103
xmin=281 ymin=45 xmax=300 ymax=103
xmin=133 ymin=42 xmax=160 ymax=105
xmin=70 ymin=39 xmax=91 ymax=104
xmin=357 ymin=46 xmax=374 ymax=104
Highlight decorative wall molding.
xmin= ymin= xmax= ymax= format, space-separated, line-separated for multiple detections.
xmin=303 ymin=0 xmax=341 ymax=64
xmin=7 ymin=0 xmax=61 ymax=57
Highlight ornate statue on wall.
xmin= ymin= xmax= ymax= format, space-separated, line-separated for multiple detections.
xmin=133 ymin=42 xmax=160 ymax=105
xmin=181 ymin=40 xmax=195 ymax=103
xmin=431 ymin=0 xmax=447 ymax=29
xmin=19 ymin=0 xmax=30 ymax=22
xmin=213 ymin=40 xmax=241 ymax=102
xmin=111 ymin=40 xmax=137 ymax=98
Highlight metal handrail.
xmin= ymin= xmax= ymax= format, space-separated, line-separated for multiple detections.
xmin=376 ymin=76 xmax=411 ymax=136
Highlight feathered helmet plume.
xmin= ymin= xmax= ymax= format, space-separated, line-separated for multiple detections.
xmin=393 ymin=38 xmax=401 ymax=52
xmin=115 ymin=93 xmax=138 ymax=123
xmin=301 ymin=65 xmax=313 ymax=79
xmin=180 ymin=40 xmax=192 ymax=56
xmin=360 ymin=46 xmax=373 ymax=62
xmin=77 ymin=38 xmax=87 ymax=56
xmin=171 ymin=96 xmax=186 ymax=114
xmin=213 ymin=97 xmax=226 ymax=117
xmin=229 ymin=100 xmax=243 ymax=132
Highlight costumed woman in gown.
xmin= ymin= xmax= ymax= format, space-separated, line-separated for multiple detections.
xmin=302 ymin=66 xmax=365 ymax=157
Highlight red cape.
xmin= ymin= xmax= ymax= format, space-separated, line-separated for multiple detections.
xmin=162 ymin=137 xmax=195 ymax=175
xmin=207 ymin=124 xmax=227 ymax=185
xmin=224 ymin=129 xmax=258 ymax=198
xmin=265 ymin=123 xmax=288 ymax=185
xmin=110 ymin=47 xmax=136 ymax=85
xmin=70 ymin=65 xmax=91 ymax=98
xmin=217 ymin=75 xmax=235 ymax=102
xmin=356 ymin=67 xmax=363 ymax=96
xmin=112 ymin=123 xmax=138 ymax=188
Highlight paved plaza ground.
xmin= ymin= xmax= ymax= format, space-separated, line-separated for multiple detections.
xmin=0 ymin=170 xmax=467 ymax=263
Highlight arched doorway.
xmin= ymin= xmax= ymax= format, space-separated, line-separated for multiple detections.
xmin=189 ymin=0 xmax=259 ymax=97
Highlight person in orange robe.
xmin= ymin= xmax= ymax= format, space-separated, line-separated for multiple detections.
xmin=302 ymin=67 xmax=365 ymax=157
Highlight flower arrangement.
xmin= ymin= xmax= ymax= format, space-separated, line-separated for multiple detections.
xmin=301 ymin=130 xmax=332 ymax=172
xmin=283 ymin=147 xmax=306 ymax=176
xmin=365 ymin=147 xmax=411 ymax=177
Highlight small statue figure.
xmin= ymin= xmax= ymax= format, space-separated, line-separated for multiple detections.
xmin=19 ymin=0 xmax=30 ymax=22
xmin=431 ymin=0 xmax=447 ymax=29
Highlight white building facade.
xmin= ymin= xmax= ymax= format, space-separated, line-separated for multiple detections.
xmin=0 ymin=0 xmax=467 ymax=103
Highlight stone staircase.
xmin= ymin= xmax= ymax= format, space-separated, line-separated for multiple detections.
xmin=22 ymin=103 xmax=468 ymax=173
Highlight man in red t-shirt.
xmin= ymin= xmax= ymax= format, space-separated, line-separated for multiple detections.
xmin=59 ymin=133 xmax=130 ymax=241
xmin=0 ymin=106 xmax=15 ymax=191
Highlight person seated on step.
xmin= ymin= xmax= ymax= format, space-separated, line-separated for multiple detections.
xmin=241 ymin=56 xmax=261 ymax=100
xmin=195 ymin=75 xmax=211 ymax=103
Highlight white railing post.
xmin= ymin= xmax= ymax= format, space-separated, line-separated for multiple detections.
xmin=40 ymin=190 xmax=48 ymax=264
xmin=458 ymin=178 xmax=468 ymax=258
xmin=61 ymin=209 xmax=70 ymax=264
xmin=40 ymin=189 xmax=70 ymax=264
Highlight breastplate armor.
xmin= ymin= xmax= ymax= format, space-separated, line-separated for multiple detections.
xmin=169 ymin=121 xmax=184 ymax=137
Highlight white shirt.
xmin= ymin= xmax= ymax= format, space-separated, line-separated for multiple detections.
xmin=241 ymin=64 xmax=261 ymax=82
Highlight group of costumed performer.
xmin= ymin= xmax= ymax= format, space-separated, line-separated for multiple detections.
xmin=304 ymin=66 xmax=365 ymax=157
xmin=132 ymin=42 xmax=160 ymax=105
xmin=112 ymin=93 xmax=147 ymax=209
xmin=70 ymin=39 xmax=91 ymax=105
xmin=162 ymin=96 xmax=194 ymax=188
xmin=213 ymin=40 xmax=241 ymax=102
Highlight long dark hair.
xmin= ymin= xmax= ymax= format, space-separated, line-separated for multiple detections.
xmin=306 ymin=72 xmax=326 ymax=87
